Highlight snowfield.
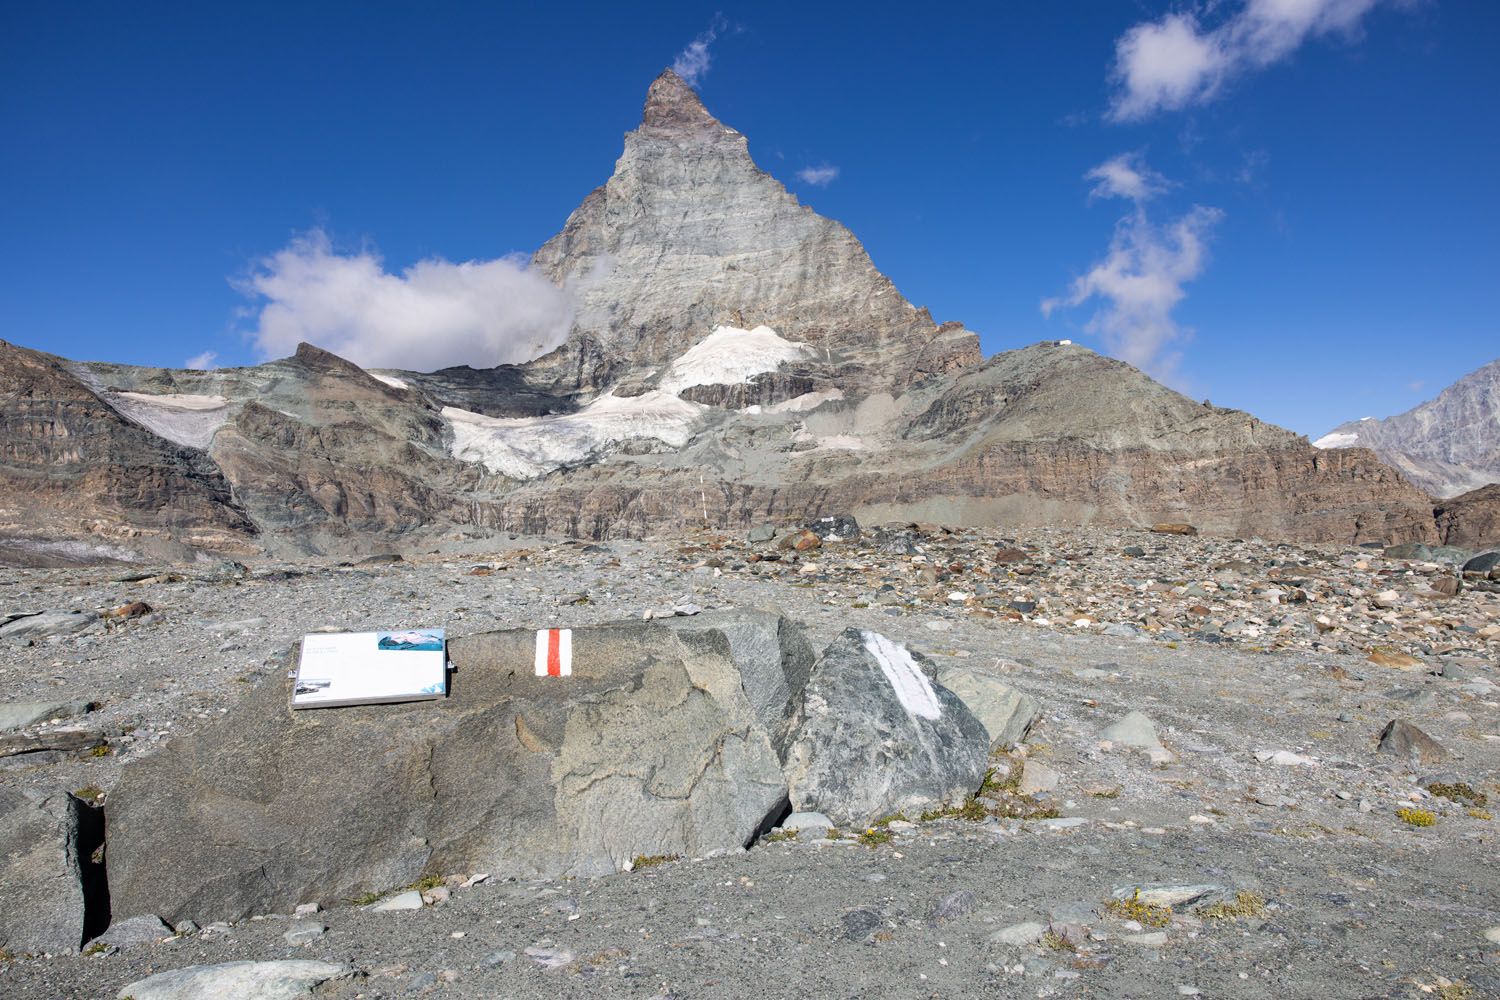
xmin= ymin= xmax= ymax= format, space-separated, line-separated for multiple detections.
xmin=1311 ymin=431 xmax=1360 ymax=449
xmin=658 ymin=325 xmax=815 ymax=395
xmin=104 ymin=392 xmax=231 ymax=450
xmin=443 ymin=325 xmax=818 ymax=478
xmin=444 ymin=391 xmax=706 ymax=480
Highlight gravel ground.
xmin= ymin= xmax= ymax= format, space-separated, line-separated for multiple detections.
xmin=1 ymin=528 xmax=1497 ymax=999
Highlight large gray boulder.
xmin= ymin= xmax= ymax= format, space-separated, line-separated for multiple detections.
xmin=0 ymin=611 xmax=99 ymax=641
xmin=107 ymin=616 xmax=803 ymax=925
xmin=0 ymin=788 xmax=102 ymax=954
xmin=935 ymin=665 xmax=1040 ymax=750
xmin=783 ymin=629 xmax=990 ymax=827
xmin=663 ymin=608 xmax=815 ymax=759
xmin=1462 ymin=550 xmax=1500 ymax=577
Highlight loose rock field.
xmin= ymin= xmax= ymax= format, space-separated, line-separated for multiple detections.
xmin=1 ymin=525 xmax=1497 ymax=999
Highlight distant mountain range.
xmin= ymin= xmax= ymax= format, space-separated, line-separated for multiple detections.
xmin=0 ymin=70 xmax=1479 ymax=564
xmin=1314 ymin=358 xmax=1500 ymax=499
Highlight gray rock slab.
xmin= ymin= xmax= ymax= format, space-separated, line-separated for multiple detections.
xmin=1376 ymin=719 xmax=1446 ymax=765
xmin=107 ymin=617 xmax=803 ymax=926
xmin=98 ymin=914 xmax=174 ymax=948
xmin=1461 ymin=551 xmax=1499 ymax=575
xmin=369 ymin=891 xmax=422 ymax=912
xmin=0 ymin=611 xmax=98 ymax=641
xmin=1383 ymin=542 xmax=1434 ymax=561
xmin=1100 ymin=710 xmax=1162 ymax=748
xmin=0 ymin=699 xmax=93 ymax=733
xmin=117 ymin=960 xmax=350 ymax=1000
xmin=990 ymin=920 xmax=1047 ymax=946
xmin=1112 ymin=883 xmax=1226 ymax=908
xmin=780 ymin=811 xmax=834 ymax=834
xmin=282 ymin=923 xmax=327 ymax=945
xmin=936 ymin=664 xmax=1041 ymax=749
xmin=0 ymin=788 xmax=91 ymax=954
xmin=1018 ymin=760 xmax=1060 ymax=795
xmin=783 ymin=628 xmax=990 ymax=827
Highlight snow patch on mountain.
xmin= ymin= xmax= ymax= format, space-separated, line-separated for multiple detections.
xmin=104 ymin=392 xmax=231 ymax=450
xmin=1312 ymin=431 xmax=1360 ymax=449
xmin=371 ymin=373 xmax=409 ymax=390
xmin=444 ymin=390 xmax=706 ymax=480
xmin=658 ymin=325 xmax=815 ymax=395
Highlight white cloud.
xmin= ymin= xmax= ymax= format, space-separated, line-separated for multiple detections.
xmin=238 ymin=230 xmax=575 ymax=373
xmin=1108 ymin=0 xmax=1398 ymax=120
xmin=1087 ymin=152 xmax=1170 ymax=202
xmin=796 ymin=164 xmax=840 ymax=187
xmin=184 ymin=350 xmax=219 ymax=370
xmin=672 ymin=19 xmax=723 ymax=88
xmin=1043 ymin=197 xmax=1223 ymax=382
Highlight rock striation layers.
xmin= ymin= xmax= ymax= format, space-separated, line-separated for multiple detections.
xmin=0 ymin=340 xmax=256 ymax=564
xmin=1434 ymin=483 xmax=1500 ymax=549
xmin=0 ymin=70 xmax=1452 ymax=560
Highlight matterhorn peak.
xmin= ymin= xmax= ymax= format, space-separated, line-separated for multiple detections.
xmin=640 ymin=68 xmax=718 ymax=130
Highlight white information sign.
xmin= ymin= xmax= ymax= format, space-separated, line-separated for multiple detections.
xmin=291 ymin=629 xmax=448 ymax=709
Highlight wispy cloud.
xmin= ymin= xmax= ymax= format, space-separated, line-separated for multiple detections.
xmin=1043 ymin=156 xmax=1223 ymax=383
xmin=184 ymin=350 xmax=219 ymax=370
xmin=796 ymin=164 xmax=840 ymax=187
xmin=672 ymin=17 xmax=726 ymax=88
xmin=1108 ymin=0 xmax=1404 ymax=121
xmin=1087 ymin=152 xmax=1169 ymax=202
xmin=237 ymin=229 xmax=575 ymax=373
xmin=1236 ymin=148 xmax=1270 ymax=187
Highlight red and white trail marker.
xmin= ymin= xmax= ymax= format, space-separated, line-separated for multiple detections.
xmin=533 ymin=628 xmax=573 ymax=677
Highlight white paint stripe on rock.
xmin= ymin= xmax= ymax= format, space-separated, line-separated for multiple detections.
xmin=861 ymin=630 xmax=941 ymax=720
xmin=533 ymin=629 xmax=548 ymax=676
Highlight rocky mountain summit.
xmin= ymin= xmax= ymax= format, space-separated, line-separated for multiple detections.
xmin=0 ymin=70 xmax=1448 ymax=563
xmin=528 ymin=70 xmax=980 ymax=392
xmin=1316 ymin=357 xmax=1500 ymax=498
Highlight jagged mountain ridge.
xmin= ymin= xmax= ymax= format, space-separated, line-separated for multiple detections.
xmin=1315 ymin=357 xmax=1500 ymax=498
xmin=0 ymin=70 xmax=1444 ymax=562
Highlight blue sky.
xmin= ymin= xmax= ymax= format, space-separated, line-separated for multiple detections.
xmin=1 ymin=2 xmax=1495 ymax=435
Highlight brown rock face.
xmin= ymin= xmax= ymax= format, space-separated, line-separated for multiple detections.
xmin=1434 ymin=483 xmax=1500 ymax=549
xmin=0 ymin=340 xmax=255 ymax=561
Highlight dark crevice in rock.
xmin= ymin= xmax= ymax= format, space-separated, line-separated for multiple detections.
xmin=750 ymin=795 xmax=792 ymax=846
xmin=76 ymin=797 xmax=110 ymax=945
